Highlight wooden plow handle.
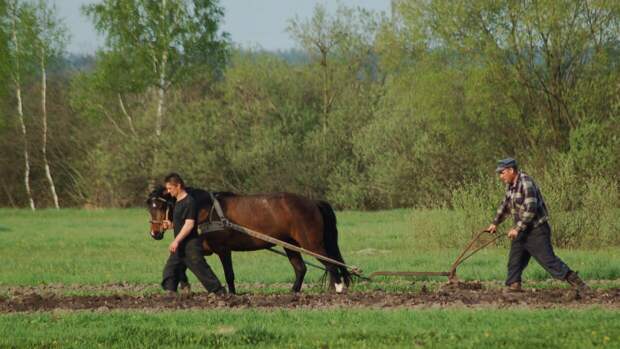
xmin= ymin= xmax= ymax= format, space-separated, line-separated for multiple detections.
xmin=447 ymin=230 xmax=502 ymax=281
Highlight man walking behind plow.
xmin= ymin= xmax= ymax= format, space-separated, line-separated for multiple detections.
xmin=486 ymin=158 xmax=589 ymax=293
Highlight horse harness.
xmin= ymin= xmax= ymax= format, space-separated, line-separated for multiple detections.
xmin=198 ymin=192 xmax=230 ymax=234
xmin=197 ymin=192 xmax=364 ymax=276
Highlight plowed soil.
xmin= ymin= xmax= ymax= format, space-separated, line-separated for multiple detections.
xmin=2 ymin=282 xmax=619 ymax=313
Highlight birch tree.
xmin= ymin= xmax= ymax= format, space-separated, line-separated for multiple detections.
xmin=4 ymin=0 xmax=35 ymax=210
xmin=33 ymin=0 xmax=66 ymax=209
xmin=84 ymin=0 xmax=228 ymax=137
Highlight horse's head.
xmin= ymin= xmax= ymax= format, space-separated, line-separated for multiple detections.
xmin=146 ymin=185 xmax=175 ymax=240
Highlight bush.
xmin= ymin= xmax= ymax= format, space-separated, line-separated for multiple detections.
xmin=450 ymin=156 xmax=619 ymax=248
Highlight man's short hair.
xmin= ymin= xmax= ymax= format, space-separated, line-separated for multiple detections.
xmin=164 ymin=172 xmax=185 ymax=188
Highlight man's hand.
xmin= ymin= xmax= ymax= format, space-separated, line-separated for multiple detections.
xmin=162 ymin=220 xmax=171 ymax=230
xmin=507 ymin=228 xmax=519 ymax=240
xmin=169 ymin=239 xmax=180 ymax=254
xmin=486 ymin=224 xmax=497 ymax=234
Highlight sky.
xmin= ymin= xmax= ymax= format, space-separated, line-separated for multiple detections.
xmin=55 ymin=0 xmax=392 ymax=54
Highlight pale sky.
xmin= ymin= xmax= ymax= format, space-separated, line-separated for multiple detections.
xmin=54 ymin=0 xmax=392 ymax=54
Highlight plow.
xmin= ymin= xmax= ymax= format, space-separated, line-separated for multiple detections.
xmin=210 ymin=219 xmax=500 ymax=283
xmin=369 ymin=229 xmax=502 ymax=283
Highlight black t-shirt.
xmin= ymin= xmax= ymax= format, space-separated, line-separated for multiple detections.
xmin=173 ymin=194 xmax=199 ymax=239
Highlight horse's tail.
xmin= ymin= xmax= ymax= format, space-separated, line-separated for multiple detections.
xmin=317 ymin=200 xmax=351 ymax=286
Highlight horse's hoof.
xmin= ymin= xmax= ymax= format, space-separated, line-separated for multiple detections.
xmin=335 ymin=282 xmax=345 ymax=294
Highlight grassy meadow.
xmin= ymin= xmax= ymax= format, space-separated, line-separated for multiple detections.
xmin=1 ymin=208 xmax=619 ymax=348
xmin=0 ymin=208 xmax=618 ymax=288
xmin=1 ymin=308 xmax=619 ymax=348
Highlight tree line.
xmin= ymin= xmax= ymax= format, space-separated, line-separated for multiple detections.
xmin=1 ymin=0 xmax=618 ymax=220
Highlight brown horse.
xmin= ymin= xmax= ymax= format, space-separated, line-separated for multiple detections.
xmin=147 ymin=186 xmax=351 ymax=294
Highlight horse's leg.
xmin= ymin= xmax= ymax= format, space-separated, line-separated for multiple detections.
xmin=319 ymin=257 xmax=345 ymax=293
xmin=284 ymin=248 xmax=307 ymax=293
xmin=217 ymin=250 xmax=236 ymax=294
xmin=299 ymin=242 xmax=344 ymax=293
xmin=291 ymin=223 xmax=345 ymax=293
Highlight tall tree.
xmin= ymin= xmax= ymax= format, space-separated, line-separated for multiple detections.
xmin=288 ymin=4 xmax=381 ymax=139
xmin=4 ymin=0 xmax=35 ymax=210
xmin=0 ymin=1 xmax=10 ymax=121
xmin=400 ymin=0 xmax=620 ymax=151
xmin=33 ymin=0 xmax=67 ymax=209
xmin=84 ymin=0 xmax=228 ymax=137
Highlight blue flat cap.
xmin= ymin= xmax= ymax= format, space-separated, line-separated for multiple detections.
xmin=495 ymin=157 xmax=517 ymax=173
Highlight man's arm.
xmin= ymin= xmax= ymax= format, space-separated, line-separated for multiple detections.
xmin=169 ymin=219 xmax=195 ymax=253
xmin=487 ymin=194 xmax=510 ymax=233
xmin=493 ymin=194 xmax=510 ymax=225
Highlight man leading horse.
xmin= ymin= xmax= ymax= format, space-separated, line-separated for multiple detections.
xmin=147 ymin=172 xmax=351 ymax=295
xmin=157 ymin=173 xmax=224 ymax=296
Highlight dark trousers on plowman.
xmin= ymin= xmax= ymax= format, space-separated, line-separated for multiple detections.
xmin=506 ymin=222 xmax=572 ymax=286
xmin=161 ymin=237 xmax=222 ymax=292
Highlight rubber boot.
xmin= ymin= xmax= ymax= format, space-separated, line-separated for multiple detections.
xmin=566 ymin=271 xmax=590 ymax=293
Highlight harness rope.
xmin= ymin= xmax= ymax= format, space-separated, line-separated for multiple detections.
xmin=201 ymin=192 xmax=364 ymax=277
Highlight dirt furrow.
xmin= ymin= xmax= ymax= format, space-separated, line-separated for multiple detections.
xmin=2 ymin=284 xmax=619 ymax=313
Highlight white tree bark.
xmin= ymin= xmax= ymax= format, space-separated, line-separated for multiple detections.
xmin=156 ymin=56 xmax=166 ymax=137
xmin=40 ymin=47 xmax=60 ymax=209
xmin=118 ymin=93 xmax=137 ymax=136
xmin=11 ymin=6 xmax=35 ymax=210
xmin=0 ymin=177 xmax=18 ymax=207
xmin=155 ymin=0 xmax=168 ymax=137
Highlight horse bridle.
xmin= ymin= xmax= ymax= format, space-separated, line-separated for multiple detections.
xmin=149 ymin=196 xmax=172 ymax=228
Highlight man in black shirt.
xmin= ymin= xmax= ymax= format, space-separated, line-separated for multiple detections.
xmin=160 ymin=173 xmax=223 ymax=295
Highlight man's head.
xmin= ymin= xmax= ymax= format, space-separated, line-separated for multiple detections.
xmin=495 ymin=158 xmax=519 ymax=184
xmin=164 ymin=172 xmax=185 ymax=198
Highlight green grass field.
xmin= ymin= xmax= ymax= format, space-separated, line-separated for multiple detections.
xmin=1 ymin=208 xmax=619 ymax=348
xmin=1 ymin=208 xmax=618 ymax=288
xmin=1 ymin=309 xmax=618 ymax=348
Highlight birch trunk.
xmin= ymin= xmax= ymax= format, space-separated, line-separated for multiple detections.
xmin=11 ymin=9 xmax=35 ymax=210
xmin=155 ymin=0 xmax=167 ymax=137
xmin=40 ymin=48 xmax=60 ymax=209
xmin=155 ymin=58 xmax=166 ymax=137
xmin=0 ymin=177 xmax=17 ymax=207
xmin=118 ymin=93 xmax=137 ymax=136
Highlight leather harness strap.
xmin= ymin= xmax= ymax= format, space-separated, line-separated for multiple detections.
xmin=198 ymin=192 xmax=228 ymax=233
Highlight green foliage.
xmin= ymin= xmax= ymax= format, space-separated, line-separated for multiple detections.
xmin=566 ymin=120 xmax=620 ymax=177
xmin=83 ymin=0 xmax=229 ymax=92
xmin=0 ymin=1 xmax=618 ymax=218
xmin=450 ymin=159 xmax=620 ymax=249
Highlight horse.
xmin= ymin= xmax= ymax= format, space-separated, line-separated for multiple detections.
xmin=147 ymin=186 xmax=351 ymax=294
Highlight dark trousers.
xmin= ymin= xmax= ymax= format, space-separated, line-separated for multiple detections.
xmin=161 ymin=237 xmax=222 ymax=292
xmin=506 ymin=222 xmax=571 ymax=285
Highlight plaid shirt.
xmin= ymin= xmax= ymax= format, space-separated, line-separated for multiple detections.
xmin=493 ymin=171 xmax=549 ymax=232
